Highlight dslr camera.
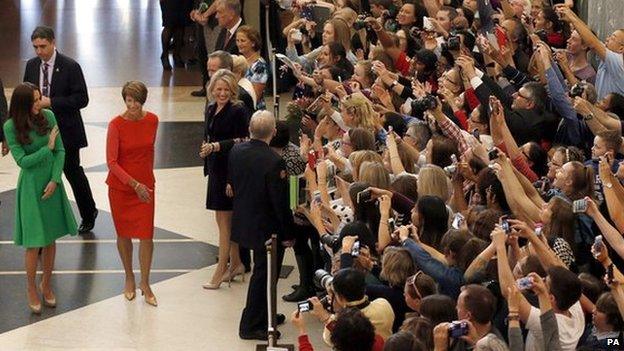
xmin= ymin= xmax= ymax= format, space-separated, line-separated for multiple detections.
xmin=570 ymin=83 xmax=585 ymax=98
xmin=410 ymin=94 xmax=438 ymax=114
xmin=353 ymin=14 xmax=370 ymax=30
xmin=442 ymin=32 xmax=461 ymax=51
xmin=448 ymin=321 xmax=469 ymax=338
xmin=314 ymin=269 xmax=334 ymax=291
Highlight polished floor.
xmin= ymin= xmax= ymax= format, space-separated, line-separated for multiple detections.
xmin=0 ymin=1 xmax=324 ymax=350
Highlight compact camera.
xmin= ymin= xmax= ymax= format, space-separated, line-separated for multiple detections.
xmin=410 ymin=94 xmax=438 ymax=114
xmin=516 ymin=277 xmax=533 ymax=290
xmin=448 ymin=321 xmax=469 ymax=338
xmin=572 ymin=199 xmax=587 ymax=213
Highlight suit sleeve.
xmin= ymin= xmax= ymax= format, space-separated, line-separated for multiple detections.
xmin=45 ymin=111 xmax=66 ymax=183
xmin=50 ymin=60 xmax=89 ymax=111
xmin=0 ymin=78 xmax=7 ymax=141
xmin=218 ymin=104 xmax=250 ymax=153
xmin=266 ymin=158 xmax=295 ymax=241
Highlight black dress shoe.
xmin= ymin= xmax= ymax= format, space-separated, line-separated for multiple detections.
xmin=190 ymin=88 xmax=206 ymax=97
xmin=282 ymin=285 xmax=315 ymax=302
xmin=276 ymin=313 xmax=285 ymax=325
xmin=239 ymin=330 xmax=281 ymax=341
xmin=78 ymin=209 xmax=98 ymax=234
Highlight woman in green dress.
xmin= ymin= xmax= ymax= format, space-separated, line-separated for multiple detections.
xmin=3 ymin=83 xmax=78 ymax=314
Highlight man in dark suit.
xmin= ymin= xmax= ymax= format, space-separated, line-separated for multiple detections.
xmin=229 ymin=110 xmax=294 ymax=340
xmin=0 ymin=77 xmax=8 ymax=156
xmin=24 ymin=26 xmax=98 ymax=233
xmin=214 ymin=0 xmax=243 ymax=55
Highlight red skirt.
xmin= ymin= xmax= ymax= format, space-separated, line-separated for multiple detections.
xmin=108 ymin=188 xmax=155 ymax=239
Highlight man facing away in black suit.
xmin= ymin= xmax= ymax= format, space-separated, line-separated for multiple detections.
xmin=215 ymin=0 xmax=243 ymax=55
xmin=229 ymin=110 xmax=294 ymax=340
xmin=23 ymin=26 xmax=98 ymax=233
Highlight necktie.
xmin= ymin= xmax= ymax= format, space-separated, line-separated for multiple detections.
xmin=223 ymin=30 xmax=232 ymax=48
xmin=42 ymin=63 xmax=50 ymax=97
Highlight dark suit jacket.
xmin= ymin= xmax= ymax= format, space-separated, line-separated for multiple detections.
xmin=23 ymin=52 xmax=89 ymax=150
xmin=474 ymin=76 xmax=557 ymax=146
xmin=215 ymin=21 xmax=242 ymax=55
xmin=229 ymin=139 xmax=294 ymax=250
xmin=0 ymin=78 xmax=7 ymax=141
xmin=238 ymin=86 xmax=255 ymax=113
xmin=203 ymin=100 xmax=250 ymax=177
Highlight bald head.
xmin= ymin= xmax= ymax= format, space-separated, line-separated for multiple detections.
xmin=249 ymin=110 xmax=276 ymax=142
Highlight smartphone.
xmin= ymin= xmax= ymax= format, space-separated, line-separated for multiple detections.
xmin=593 ymin=235 xmax=604 ymax=252
xmin=356 ymin=189 xmax=372 ymax=204
xmin=472 ymin=128 xmax=480 ymax=140
xmin=450 ymin=154 xmax=458 ymax=164
xmin=312 ymin=190 xmax=322 ymax=204
xmin=388 ymin=218 xmax=396 ymax=233
xmin=297 ymin=300 xmax=313 ymax=313
xmin=351 ymin=241 xmax=361 ymax=257
xmin=572 ymin=199 xmax=588 ymax=213
xmin=423 ymin=17 xmax=434 ymax=32
xmin=488 ymin=149 xmax=499 ymax=161
xmin=607 ymin=264 xmax=614 ymax=284
xmin=452 ymin=213 xmax=465 ymax=230
xmin=307 ymin=150 xmax=317 ymax=170
xmin=516 ymin=277 xmax=533 ymax=290
xmin=501 ymin=217 xmax=511 ymax=234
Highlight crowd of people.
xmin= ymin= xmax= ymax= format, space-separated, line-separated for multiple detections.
xmin=2 ymin=0 xmax=624 ymax=349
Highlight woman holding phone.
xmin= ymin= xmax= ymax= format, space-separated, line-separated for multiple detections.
xmin=3 ymin=83 xmax=78 ymax=313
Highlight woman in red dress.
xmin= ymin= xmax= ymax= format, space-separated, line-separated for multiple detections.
xmin=106 ymin=81 xmax=159 ymax=306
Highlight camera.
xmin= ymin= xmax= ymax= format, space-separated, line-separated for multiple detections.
xmin=593 ymin=235 xmax=603 ymax=254
xmin=351 ymin=241 xmax=361 ymax=257
xmin=535 ymin=29 xmax=548 ymax=42
xmin=410 ymin=94 xmax=438 ymax=114
xmin=297 ymin=295 xmax=330 ymax=313
xmin=320 ymin=233 xmax=340 ymax=250
xmin=444 ymin=164 xmax=457 ymax=175
xmin=516 ymin=277 xmax=533 ymax=290
xmin=572 ymin=199 xmax=587 ymax=213
xmin=314 ymin=269 xmax=334 ymax=290
xmin=534 ymin=177 xmax=551 ymax=192
xmin=353 ymin=15 xmax=369 ymax=30
xmin=448 ymin=321 xmax=469 ymax=338
xmin=442 ymin=34 xmax=461 ymax=51
xmin=488 ymin=149 xmax=499 ymax=161
xmin=451 ymin=213 xmax=465 ymax=230
xmin=570 ymin=83 xmax=585 ymax=98
xmin=501 ymin=218 xmax=511 ymax=234
xmin=356 ymin=189 xmax=372 ymax=204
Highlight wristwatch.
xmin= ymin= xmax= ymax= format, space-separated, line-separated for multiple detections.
xmin=584 ymin=113 xmax=594 ymax=120
xmin=390 ymin=80 xmax=398 ymax=89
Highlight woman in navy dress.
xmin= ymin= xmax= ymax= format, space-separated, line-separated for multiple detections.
xmin=200 ymin=69 xmax=250 ymax=289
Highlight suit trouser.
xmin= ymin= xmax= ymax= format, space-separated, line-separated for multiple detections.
xmin=195 ymin=24 xmax=209 ymax=88
xmin=64 ymin=147 xmax=96 ymax=220
xmin=239 ymin=243 xmax=285 ymax=334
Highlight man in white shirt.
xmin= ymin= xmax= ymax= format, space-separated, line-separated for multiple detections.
xmin=556 ymin=4 xmax=624 ymax=99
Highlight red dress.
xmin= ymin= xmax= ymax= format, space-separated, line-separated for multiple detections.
xmin=106 ymin=112 xmax=158 ymax=239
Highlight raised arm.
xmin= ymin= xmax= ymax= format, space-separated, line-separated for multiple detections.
xmin=598 ymin=158 xmax=624 ymax=232
xmin=586 ymin=196 xmax=624 ymax=260
xmin=556 ymin=5 xmax=606 ymax=60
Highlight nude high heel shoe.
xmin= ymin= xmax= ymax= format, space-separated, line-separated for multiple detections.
xmin=39 ymin=283 xmax=56 ymax=308
xmin=140 ymin=285 xmax=157 ymax=307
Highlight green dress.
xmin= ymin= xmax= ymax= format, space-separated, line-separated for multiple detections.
xmin=3 ymin=109 xmax=78 ymax=248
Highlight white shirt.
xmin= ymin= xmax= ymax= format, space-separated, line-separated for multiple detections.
xmin=227 ymin=17 xmax=243 ymax=41
xmin=525 ymin=301 xmax=585 ymax=351
xmin=39 ymin=50 xmax=57 ymax=95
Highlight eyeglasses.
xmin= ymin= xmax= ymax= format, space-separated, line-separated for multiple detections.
xmin=515 ymin=91 xmax=532 ymax=101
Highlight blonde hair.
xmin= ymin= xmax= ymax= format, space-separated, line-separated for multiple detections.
xmin=417 ymin=165 xmax=451 ymax=202
xmin=380 ymin=247 xmax=416 ymax=287
xmin=349 ymin=150 xmax=383 ymax=182
xmin=328 ymin=18 xmax=352 ymax=51
xmin=207 ymin=69 xmax=239 ymax=103
xmin=359 ymin=161 xmax=391 ymax=189
xmin=341 ymin=92 xmax=378 ymax=131
xmin=121 ymin=81 xmax=148 ymax=105
xmin=231 ymin=55 xmax=249 ymax=79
